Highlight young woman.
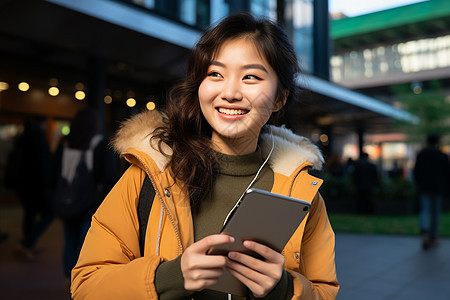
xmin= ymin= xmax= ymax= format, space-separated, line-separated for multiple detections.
xmin=71 ymin=13 xmax=339 ymax=299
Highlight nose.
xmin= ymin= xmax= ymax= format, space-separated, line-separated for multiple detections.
xmin=221 ymin=78 xmax=242 ymax=102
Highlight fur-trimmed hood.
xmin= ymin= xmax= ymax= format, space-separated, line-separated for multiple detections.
xmin=112 ymin=110 xmax=323 ymax=176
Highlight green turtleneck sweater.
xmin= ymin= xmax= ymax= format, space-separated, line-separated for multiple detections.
xmin=155 ymin=149 xmax=293 ymax=299
xmin=194 ymin=149 xmax=274 ymax=242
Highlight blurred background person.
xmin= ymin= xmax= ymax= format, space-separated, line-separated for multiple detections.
xmin=52 ymin=108 xmax=119 ymax=286
xmin=388 ymin=160 xmax=404 ymax=179
xmin=413 ymin=134 xmax=450 ymax=250
xmin=354 ymin=152 xmax=380 ymax=214
xmin=324 ymin=153 xmax=344 ymax=178
xmin=4 ymin=116 xmax=54 ymax=261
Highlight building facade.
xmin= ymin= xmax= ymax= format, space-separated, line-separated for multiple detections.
xmin=330 ymin=0 xmax=450 ymax=173
xmin=0 ymin=0 xmax=418 ymax=201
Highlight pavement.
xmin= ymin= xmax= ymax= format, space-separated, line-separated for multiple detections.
xmin=0 ymin=204 xmax=70 ymax=300
xmin=0 ymin=204 xmax=449 ymax=300
xmin=335 ymin=233 xmax=450 ymax=300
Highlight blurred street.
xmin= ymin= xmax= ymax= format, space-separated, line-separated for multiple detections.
xmin=335 ymin=233 xmax=450 ymax=300
xmin=1 ymin=203 xmax=450 ymax=300
xmin=0 ymin=204 xmax=70 ymax=300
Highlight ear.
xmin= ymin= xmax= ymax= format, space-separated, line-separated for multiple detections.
xmin=273 ymin=89 xmax=289 ymax=112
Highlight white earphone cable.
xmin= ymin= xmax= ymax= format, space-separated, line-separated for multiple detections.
xmin=222 ymin=127 xmax=275 ymax=226
xmin=242 ymin=128 xmax=274 ymax=193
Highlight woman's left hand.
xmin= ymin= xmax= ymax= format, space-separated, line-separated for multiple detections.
xmin=226 ymin=240 xmax=284 ymax=298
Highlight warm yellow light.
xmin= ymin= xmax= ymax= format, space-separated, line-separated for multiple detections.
xmin=48 ymin=86 xmax=59 ymax=96
xmin=75 ymin=90 xmax=86 ymax=100
xmin=146 ymin=101 xmax=156 ymax=111
xmin=104 ymin=95 xmax=112 ymax=104
xmin=126 ymin=97 xmax=136 ymax=107
xmin=320 ymin=134 xmax=329 ymax=143
xmin=18 ymin=82 xmax=30 ymax=91
xmin=0 ymin=82 xmax=9 ymax=91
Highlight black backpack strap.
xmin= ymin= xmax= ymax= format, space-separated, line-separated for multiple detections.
xmin=138 ymin=175 xmax=155 ymax=257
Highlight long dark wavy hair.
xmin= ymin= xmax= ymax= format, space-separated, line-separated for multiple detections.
xmin=154 ymin=12 xmax=301 ymax=211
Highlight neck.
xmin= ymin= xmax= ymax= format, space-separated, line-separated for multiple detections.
xmin=211 ymin=133 xmax=258 ymax=155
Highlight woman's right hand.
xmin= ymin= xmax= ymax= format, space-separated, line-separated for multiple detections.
xmin=181 ymin=234 xmax=235 ymax=291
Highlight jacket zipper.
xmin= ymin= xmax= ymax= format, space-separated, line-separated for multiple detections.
xmin=148 ymin=174 xmax=183 ymax=255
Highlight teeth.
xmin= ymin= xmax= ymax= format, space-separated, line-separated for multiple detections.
xmin=218 ymin=108 xmax=247 ymax=115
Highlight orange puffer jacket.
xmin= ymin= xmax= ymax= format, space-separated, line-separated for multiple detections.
xmin=71 ymin=110 xmax=339 ymax=299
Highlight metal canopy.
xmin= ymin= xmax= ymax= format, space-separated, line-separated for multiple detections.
xmin=45 ymin=0 xmax=201 ymax=49
xmin=283 ymin=75 xmax=419 ymax=135
xmin=298 ymin=75 xmax=418 ymax=123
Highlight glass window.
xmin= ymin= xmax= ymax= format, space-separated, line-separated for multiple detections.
xmin=331 ymin=34 xmax=450 ymax=83
xmin=284 ymin=0 xmax=314 ymax=73
xmin=120 ymin=0 xmax=210 ymax=28
xmin=250 ymin=0 xmax=277 ymax=20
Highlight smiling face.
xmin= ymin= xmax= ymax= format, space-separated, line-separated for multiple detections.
xmin=198 ymin=37 xmax=285 ymax=155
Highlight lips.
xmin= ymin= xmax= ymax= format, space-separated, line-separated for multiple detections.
xmin=217 ymin=107 xmax=249 ymax=115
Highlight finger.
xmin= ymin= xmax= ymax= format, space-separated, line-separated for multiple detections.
xmin=227 ymin=244 xmax=283 ymax=276
xmin=227 ymin=250 xmax=283 ymax=287
xmin=226 ymin=264 xmax=260 ymax=286
xmin=228 ymin=251 xmax=264 ymax=273
xmin=242 ymin=240 xmax=284 ymax=263
xmin=227 ymin=252 xmax=269 ymax=279
xmin=226 ymin=256 xmax=283 ymax=298
xmin=196 ymin=234 xmax=235 ymax=253
xmin=226 ymin=264 xmax=272 ymax=298
xmin=184 ymin=253 xmax=228 ymax=270
xmin=182 ymin=257 xmax=228 ymax=291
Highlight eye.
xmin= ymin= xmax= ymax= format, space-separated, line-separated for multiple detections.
xmin=207 ymin=71 xmax=222 ymax=78
xmin=243 ymin=74 xmax=262 ymax=80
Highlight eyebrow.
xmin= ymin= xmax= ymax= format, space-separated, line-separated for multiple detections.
xmin=210 ymin=61 xmax=268 ymax=73
xmin=244 ymin=64 xmax=268 ymax=73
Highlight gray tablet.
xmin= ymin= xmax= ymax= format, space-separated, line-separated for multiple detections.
xmin=207 ymin=188 xmax=311 ymax=296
